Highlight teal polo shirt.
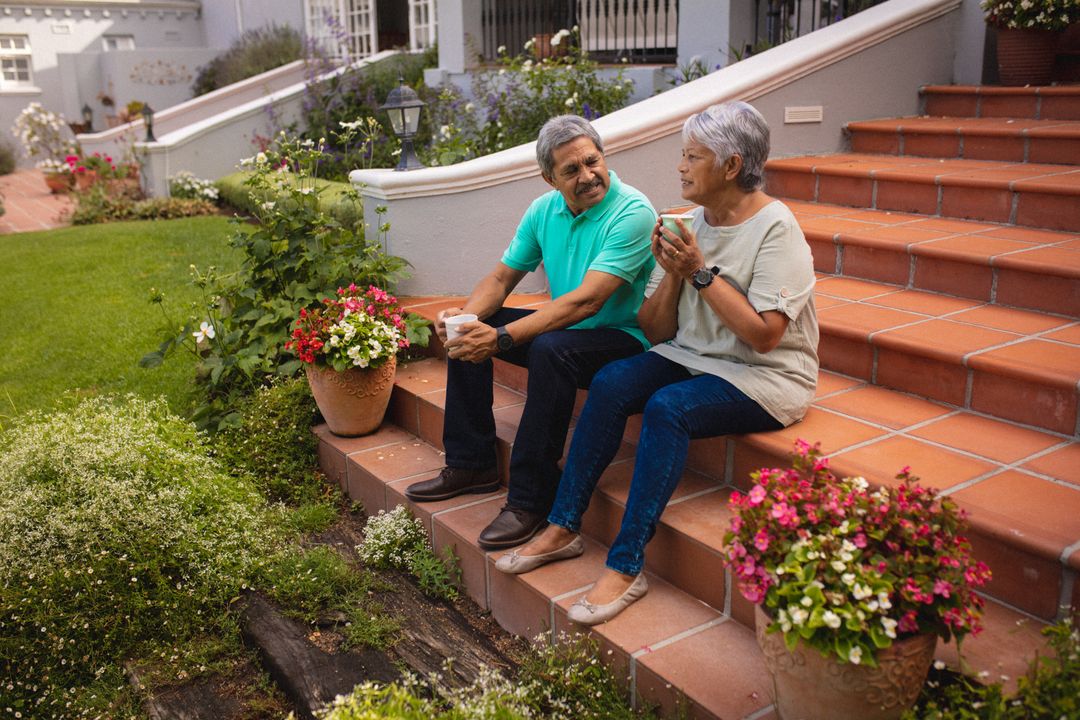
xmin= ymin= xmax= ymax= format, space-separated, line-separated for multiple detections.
xmin=500 ymin=170 xmax=656 ymax=348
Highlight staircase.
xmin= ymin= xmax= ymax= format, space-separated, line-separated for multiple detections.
xmin=316 ymin=85 xmax=1080 ymax=719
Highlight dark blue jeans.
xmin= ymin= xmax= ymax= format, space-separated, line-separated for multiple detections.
xmin=548 ymin=351 xmax=783 ymax=576
xmin=442 ymin=307 xmax=644 ymax=515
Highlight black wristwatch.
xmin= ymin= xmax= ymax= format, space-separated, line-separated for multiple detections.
xmin=496 ymin=326 xmax=514 ymax=352
xmin=692 ymin=266 xmax=720 ymax=291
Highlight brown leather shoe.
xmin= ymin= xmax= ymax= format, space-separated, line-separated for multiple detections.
xmin=478 ymin=505 xmax=548 ymax=550
xmin=405 ymin=466 xmax=500 ymax=502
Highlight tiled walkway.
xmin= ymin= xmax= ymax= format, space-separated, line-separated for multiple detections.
xmin=0 ymin=168 xmax=74 ymax=234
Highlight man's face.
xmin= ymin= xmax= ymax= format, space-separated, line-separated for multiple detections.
xmin=544 ymin=136 xmax=610 ymax=216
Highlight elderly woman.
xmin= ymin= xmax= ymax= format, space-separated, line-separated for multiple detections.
xmin=494 ymin=101 xmax=819 ymax=625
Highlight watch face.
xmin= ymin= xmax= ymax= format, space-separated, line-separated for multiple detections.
xmin=693 ymin=268 xmax=713 ymax=288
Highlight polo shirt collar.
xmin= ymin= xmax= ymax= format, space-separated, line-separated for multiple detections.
xmin=558 ymin=170 xmax=623 ymax=221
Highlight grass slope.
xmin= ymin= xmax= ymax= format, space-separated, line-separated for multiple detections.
xmin=0 ymin=216 xmax=239 ymax=426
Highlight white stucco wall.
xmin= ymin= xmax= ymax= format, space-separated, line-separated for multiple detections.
xmin=200 ymin=0 xmax=306 ymax=50
xmin=0 ymin=1 xmax=203 ymax=162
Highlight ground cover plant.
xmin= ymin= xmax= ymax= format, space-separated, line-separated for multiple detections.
xmin=0 ymin=216 xmax=241 ymax=425
xmin=358 ymin=505 xmax=462 ymax=602
xmin=319 ymin=632 xmax=660 ymax=719
xmin=0 ymin=396 xmax=282 ymax=717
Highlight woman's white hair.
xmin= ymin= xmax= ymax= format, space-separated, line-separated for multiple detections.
xmin=682 ymin=101 xmax=770 ymax=192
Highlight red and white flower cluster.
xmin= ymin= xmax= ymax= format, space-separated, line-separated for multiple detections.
xmin=287 ymin=284 xmax=409 ymax=371
xmin=724 ymin=440 xmax=991 ymax=666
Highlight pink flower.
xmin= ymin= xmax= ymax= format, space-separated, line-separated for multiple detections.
xmin=748 ymin=484 xmax=766 ymax=505
xmin=933 ymin=579 xmax=953 ymax=598
xmin=753 ymin=529 xmax=770 ymax=552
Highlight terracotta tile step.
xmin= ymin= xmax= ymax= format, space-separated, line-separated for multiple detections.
xmin=847 ymin=116 xmax=1080 ymax=164
xmin=764 ymin=152 xmax=1080 ymax=233
xmin=786 ymin=199 xmax=1080 ymax=317
xmin=812 ymin=275 xmax=1080 ymax=437
xmin=376 ymin=349 xmax=1080 ymax=620
xmin=315 ymin=421 xmax=1054 ymax=707
xmin=921 ymin=84 xmax=1080 ymax=121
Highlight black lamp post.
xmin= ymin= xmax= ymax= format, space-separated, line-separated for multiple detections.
xmin=379 ymin=77 xmax=425 ymax=171
xmin=143 ymin=103 xmax=155 ymax=142
xmin=81 ymin=103 xmax=93 ymax=132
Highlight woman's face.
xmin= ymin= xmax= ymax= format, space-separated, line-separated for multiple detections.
xmin=678 ymin=140 xmax=729 ymax=204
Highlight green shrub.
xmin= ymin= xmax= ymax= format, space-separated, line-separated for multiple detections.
xmin=143 ymin=131 xmax=418 ymax=430
xmin=0 ymin=396 xmax=278 ymax=717
xmin=216 ymin=170 xmax=362 ymax=230
xmin=192 ymin=24 xmax=303 ymax=96
xmin=70 ymin=184 xmax=218 ymax=224
xmin=211 ymin=376 xmax=326 ymax=504
xmin=0 ymin=140 xmax=16 ymax=175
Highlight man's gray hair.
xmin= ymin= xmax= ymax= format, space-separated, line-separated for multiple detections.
xmin=682 ymin=101 xmax=770 ymax=192
xmin=536 ymin=115 xmax=604 ymax=178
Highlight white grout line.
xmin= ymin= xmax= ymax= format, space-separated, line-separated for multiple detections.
xmin=629 ymin=616 xmax=729 ymax=658
xmin=666 ymin=484 xmax=723 ymax=507
xmin=744 ymin=705 xmax=778 ymax=720
xmin=430 ymin=492 xmax=507 ymax=520
xmin=1060 ymin=539 xmax=1080 ymax=565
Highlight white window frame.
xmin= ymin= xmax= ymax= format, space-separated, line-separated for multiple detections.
xmin=409 ymin=0 xmax=437 ymax=51
xmin=102 ymin=35 xmax=136 ymax=51
xmin=305 ymin=0 xmax=378 ymax=62
xmin=0 ymin=35 xmax=33 ymax=90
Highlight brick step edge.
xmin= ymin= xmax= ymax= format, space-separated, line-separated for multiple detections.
xmin=314 ymin=421 xmax=1054 ymax=711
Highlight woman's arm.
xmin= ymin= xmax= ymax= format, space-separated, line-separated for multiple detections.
xmin=655 ymin=217 xmax=789 ymax=354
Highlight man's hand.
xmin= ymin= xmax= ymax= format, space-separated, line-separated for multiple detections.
xmin=435 ymin=308 xmax=464 ymax=343
xmin=444 ymin=321 xmax=499 ymax=363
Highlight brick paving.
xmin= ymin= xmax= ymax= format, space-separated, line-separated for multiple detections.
xmin=0 ymin=168 xmax=74 ymax=234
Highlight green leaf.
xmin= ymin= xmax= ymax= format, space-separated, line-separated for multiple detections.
xmin=278 ymin=359 xmax=303 ymax=376
xmin=139 ymin=351 xmax=164 ymax=368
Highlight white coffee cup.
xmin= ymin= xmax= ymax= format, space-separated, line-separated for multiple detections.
xmin=660 ymin=212 xmax=695 ymax=237
xmin=444 ymin=313 xmax=478 ymax=342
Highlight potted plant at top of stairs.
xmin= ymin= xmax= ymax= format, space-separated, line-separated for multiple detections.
xmin=983 ymin=0 xmax=1080 ymax=85
xmin=724 ymin=441 xmax=992 ymax=720
xmin=287 ymin=283 xmax=410 ymax=436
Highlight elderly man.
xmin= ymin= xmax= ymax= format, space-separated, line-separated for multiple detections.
xmin=405 ymin=114 xmax=656 ymax=550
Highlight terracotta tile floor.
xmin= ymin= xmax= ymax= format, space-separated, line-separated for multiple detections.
xmin=0 ymin=168 xmax=75 ymax=234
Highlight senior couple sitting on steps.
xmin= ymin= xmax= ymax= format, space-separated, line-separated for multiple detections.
xmin=405 ymin=101 xmax=819 ymax=625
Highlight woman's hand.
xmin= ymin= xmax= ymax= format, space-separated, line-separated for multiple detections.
xmin=652 ymin=218 xmax=703 ymax=282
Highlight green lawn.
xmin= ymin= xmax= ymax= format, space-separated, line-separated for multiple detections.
xmin=0 ymin=216 xmax=240 ymax=427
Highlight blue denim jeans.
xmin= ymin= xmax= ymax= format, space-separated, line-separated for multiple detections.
xmin=442 ymin=307 xmax=644 ymax=515
xmin=547 ymin=351 xmax=783 ymax=575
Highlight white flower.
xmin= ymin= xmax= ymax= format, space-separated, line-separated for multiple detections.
xmin=192 ymin=321 xmax=215 ymax=343
xmin=565 ymin=97 xmax=575 ymax=107
xmin=881 ymin=617 xmax=898 ymax=639
xmin=848 ymin=646 xmax=863 ymax=664
xmin=823 ymin=611 xmax=841 ymax=629
xmin=800 ymin=595 xmax=813 ymax=607
xmin=852 ymin=583 xmax=873 ymax=600
xmin=497 ymin=45 xmax=507 ymax=54
xmin=841 ymin=572 xmax=856 ymax=586
xmin=261 ymin=201 xmax=275 ymax=211
xmin=464 ymin=102 xmax=475 ymax=112
xmin=255 ymin=152 xmax=267 ymax=165
xmin=789 ymin=607 xmax=808 ymax=626
xmin=831 ymin=560 xmax=846 ymax=572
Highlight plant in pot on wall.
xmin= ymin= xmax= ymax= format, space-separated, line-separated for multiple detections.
xmin=724 ymin=440 xmax=991 ymax=720
xmin=982 ymin=0 xmax=1080 ymax=85
xmin=287 ymin=284 xmax=409 ymax=436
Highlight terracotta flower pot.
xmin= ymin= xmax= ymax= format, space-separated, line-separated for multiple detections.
xmin=305 ymin=355 xmax=396 ymax=437
xmin=996 ymin=27 xmax=1059 ymax=86
xmin=74 ymin=169 xmax=98 ymax=192
xmin=43 ymin=172 xmax=72 ymax=194
xmin=755 ymin=606 xmax=936 ymax=720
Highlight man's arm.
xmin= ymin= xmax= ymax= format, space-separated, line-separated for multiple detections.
xmin=446 ymin=269 xmax=625 ymax=363
xmin=435 ymin=262 xmax=526 ymax=342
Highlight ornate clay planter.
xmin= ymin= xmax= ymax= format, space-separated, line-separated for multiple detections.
xmin=755 ymin=606 xmax=936 ymax=720
xmin=306 ymin=355 xmax=396 ymax=437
